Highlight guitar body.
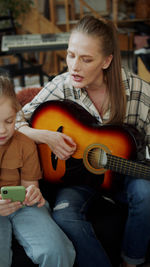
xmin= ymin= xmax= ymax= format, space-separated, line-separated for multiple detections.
xmin=30 ymin=100 xmax=143 ymax=191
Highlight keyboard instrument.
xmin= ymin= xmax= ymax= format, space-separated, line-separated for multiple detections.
xmin=1 ymin=33 xmax=70 ymax=52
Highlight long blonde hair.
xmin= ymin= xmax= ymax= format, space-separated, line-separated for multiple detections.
xmin=72 ymin=15 xmax=126 ymax=124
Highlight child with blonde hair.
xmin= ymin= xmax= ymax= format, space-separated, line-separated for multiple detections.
xmin=0 ymin=75 xmax=75 ymax=267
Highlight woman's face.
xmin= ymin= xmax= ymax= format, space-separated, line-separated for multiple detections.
xmin=66 ymin=32 xmax=112 ymax=89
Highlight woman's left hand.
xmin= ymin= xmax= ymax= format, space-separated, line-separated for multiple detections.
xmin=23 ymin=184 xmax=45 ymax=208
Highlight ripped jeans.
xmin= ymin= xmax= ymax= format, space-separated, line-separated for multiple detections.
xmin=52 ymin=177 xmax=150 ymax=267
xmin=52 ymin=185 xmax=112 ymax=267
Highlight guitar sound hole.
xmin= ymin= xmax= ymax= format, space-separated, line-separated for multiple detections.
xmin=83 ymin=143 xmax=109 ymax=175
xmin=87 ymin=148 xmax=105 ymax=169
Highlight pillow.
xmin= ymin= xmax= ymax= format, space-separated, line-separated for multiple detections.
xmin=17 ymin=87 xmax=42 ymax=107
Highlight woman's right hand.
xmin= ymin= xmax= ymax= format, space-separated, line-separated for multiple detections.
xmin=44 ymin=130 xmax=77 ymax=160
xmin=0 ymin=195 xmax=22 ymax=216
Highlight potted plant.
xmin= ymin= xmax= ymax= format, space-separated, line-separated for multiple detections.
xmin=0 ymin=0 xmax=34 ymax=24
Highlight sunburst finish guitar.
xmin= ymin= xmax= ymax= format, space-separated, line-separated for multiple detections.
xmin=30 ymin=100 xmax=149 ymax=191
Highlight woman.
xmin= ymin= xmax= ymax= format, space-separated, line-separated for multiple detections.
xmin=16 ymin=15 xmax=150 ymax=267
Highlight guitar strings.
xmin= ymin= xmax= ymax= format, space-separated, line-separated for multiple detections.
xmin=87 ymin=150 xmax=150 ymax=179
xmin=107 ymin=154 xmax=149 ymax=179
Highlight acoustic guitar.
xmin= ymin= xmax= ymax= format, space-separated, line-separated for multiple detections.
xmin=30 ymin=99 xmax=149 ymax=190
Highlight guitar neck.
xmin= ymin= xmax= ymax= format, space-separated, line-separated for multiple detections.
xmin=106 ymin=154 xmax=150 ymax=180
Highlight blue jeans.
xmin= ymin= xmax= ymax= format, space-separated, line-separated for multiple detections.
xmin=119 ymin=176 xmax=150 ymax=265
xmin=52 ymin=177 xmax=150 ymax=267
xmin=0 ymin=201 xmax=75 ymax=267
xmin=52 ymin=186 xmax=112 ymax=267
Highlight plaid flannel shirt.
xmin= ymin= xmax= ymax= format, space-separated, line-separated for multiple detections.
xmin=16 ymin=68 xmax=150 ymax=155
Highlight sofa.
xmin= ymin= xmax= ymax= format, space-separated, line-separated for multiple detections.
xmin=11 ymin=87 xmax=148 ymax=267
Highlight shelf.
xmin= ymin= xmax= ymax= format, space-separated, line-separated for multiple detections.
xmin=118 ymin=18 xmax=150 ymax=24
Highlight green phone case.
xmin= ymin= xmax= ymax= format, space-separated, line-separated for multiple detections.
xmin=1 ymin=186 xmax=26 ymax=202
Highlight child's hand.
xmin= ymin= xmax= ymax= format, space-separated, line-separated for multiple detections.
xmin=0 ymin=194 xmax=22 ymax=216
xmin=23 ymin=185 xmax=45 ymax=208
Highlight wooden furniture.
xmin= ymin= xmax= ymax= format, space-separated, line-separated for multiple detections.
xmin=79 ymin=0 xmax=150 ymax=26
xmin=49 ymin=0 xmax=76 ymax=32
xmin=137 ymin=57 xmax=150 ymax=83
xmin=79 ymin=0 xmax=118 ymax=24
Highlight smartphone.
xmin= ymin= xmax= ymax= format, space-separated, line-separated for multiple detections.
xmin=1 ymin=186 xmax=26 ymax=203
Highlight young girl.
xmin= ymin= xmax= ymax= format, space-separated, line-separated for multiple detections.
xmin=0 ymin=75 xmax=75 ymax=267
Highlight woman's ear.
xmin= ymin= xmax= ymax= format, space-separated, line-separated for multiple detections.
xmin=102 ymin=54 xmax=113 ymax=69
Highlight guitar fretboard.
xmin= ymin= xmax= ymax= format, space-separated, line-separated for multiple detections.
xmin=106 ymin=154 xmax=150 ymax=179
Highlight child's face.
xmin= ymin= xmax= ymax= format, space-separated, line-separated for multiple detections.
xmin=0 ymin=96 xmax=16 ymax=146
